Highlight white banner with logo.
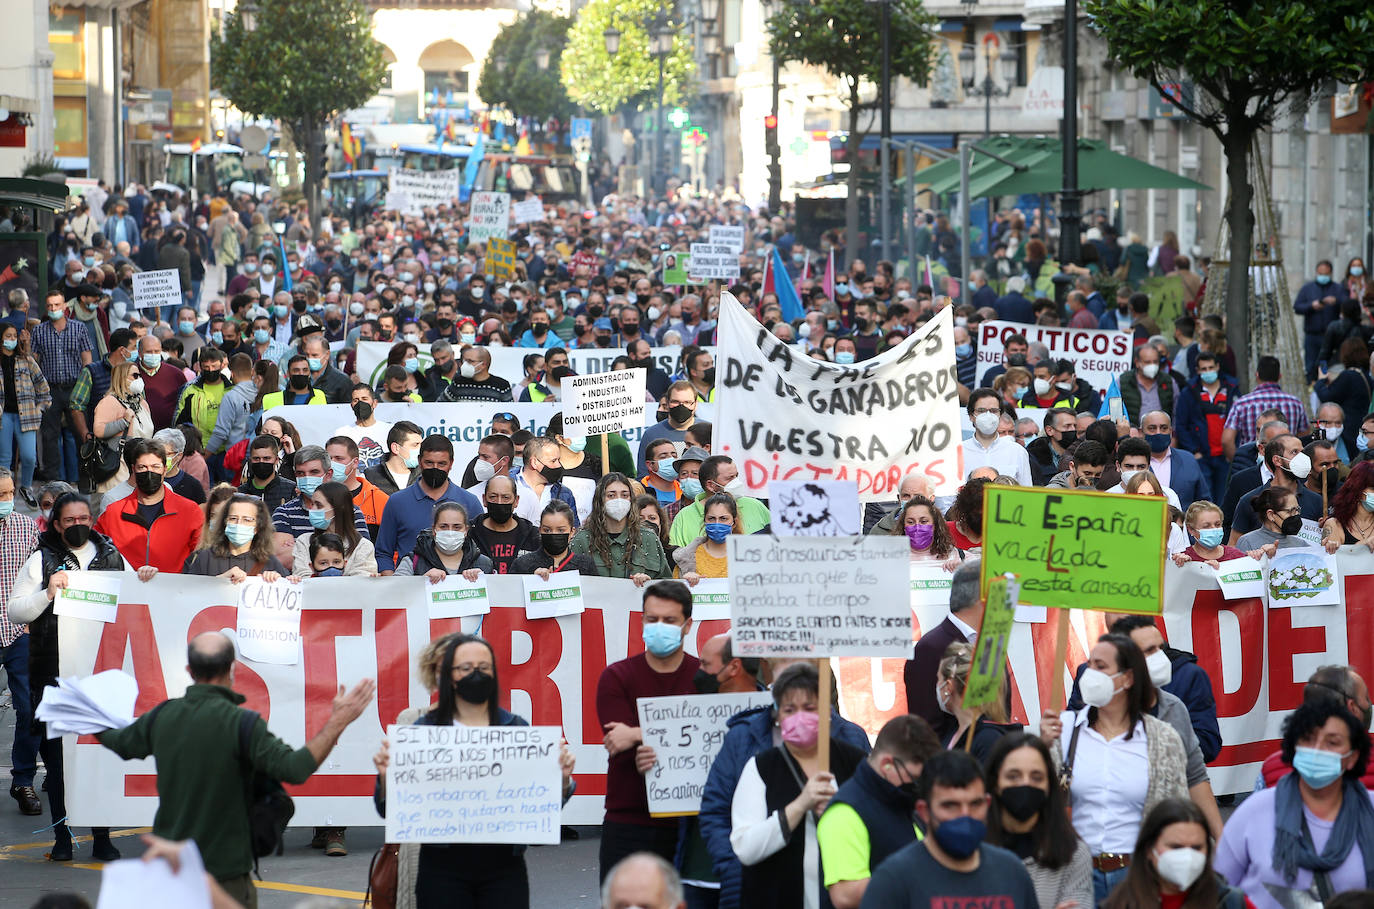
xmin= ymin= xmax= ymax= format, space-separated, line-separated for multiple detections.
xmin=975 ymin=321 xmax=1133 ymax=393
xmin=717 ymin=292 xmax=962 ymax=501
xmin=387 ymin=169 xmax=461 ymax=214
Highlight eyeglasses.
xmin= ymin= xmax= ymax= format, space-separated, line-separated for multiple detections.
xmin=455 ymin=663 xmax=494 ymax=675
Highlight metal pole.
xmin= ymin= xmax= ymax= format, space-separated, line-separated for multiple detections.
xmin=879 ymin=0 xmax=892 ymax=265
xmin=656 ymin=54 xmax=666 ymax=196
xmin=905 ymin=143 xmax=917 ymax=280
xmin=960 ymin=142 xmax=972 ymax=309
xmin=768 ymin=54 xmax=781 ymax=211
xmin=1058 ymin=0 xmax=1081 ymax=266
xmin=984 ymin=73 xmax=991 ymax=138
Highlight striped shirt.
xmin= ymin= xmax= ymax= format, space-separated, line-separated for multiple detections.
xmin=0 ymin=513 xmax=40 ymax=646
xmin=1222 ymin=382 xmax=1310 ymax=445
xmin=30 ymin=318 xmax=93 ymax=385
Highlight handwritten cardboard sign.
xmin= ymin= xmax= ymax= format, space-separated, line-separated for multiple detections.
xmin=385 ymin=724 xmax=562 ymax=844
xmin=637 ymin=691 xmax=772 ymax=816
xmin=235 ymin=578 xmax=303 ymax=664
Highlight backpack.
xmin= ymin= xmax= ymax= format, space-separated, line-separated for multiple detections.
xmin=237 ymin=709 xmax=295 ymax=868
xmin=218 ymin=223 xmax=242 ymax=267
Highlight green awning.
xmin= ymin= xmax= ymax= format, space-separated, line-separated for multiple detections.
xmin=975 ymin=138 xmax=1211 ymax=198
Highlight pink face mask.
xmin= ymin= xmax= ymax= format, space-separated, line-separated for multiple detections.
xmin=780 ymin=710 xmax=820 ymax=748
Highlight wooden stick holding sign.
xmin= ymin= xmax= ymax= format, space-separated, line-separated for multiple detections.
xmin=1051 ymin=609 xmax=1071 ymax=713
xmin=601 ymin=434 xmax=610 ymax=478
xmin=817 ymin=659 xmax=832 ymax=770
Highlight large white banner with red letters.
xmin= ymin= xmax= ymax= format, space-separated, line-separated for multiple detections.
xmin=63 ymin=552 xmax=1374 ymax=825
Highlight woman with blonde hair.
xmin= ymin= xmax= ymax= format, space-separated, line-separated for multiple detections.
xmin=1124 ymin=471 xmax=1189 ymax=556
xmin=994 ymin=366 xmax=1033 ymax=407
xmin=935 ymin=642 xmax=1021 ymax=764
xmin=90 ymin=360 xmax=154 ymax=497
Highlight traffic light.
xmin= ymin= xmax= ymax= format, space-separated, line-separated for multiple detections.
xmin=764 ymin=113 xmax=778 ymax=154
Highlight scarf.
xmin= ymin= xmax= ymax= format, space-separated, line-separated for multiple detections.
xmin=1273 ymin=771 xmax=1374 ymax=885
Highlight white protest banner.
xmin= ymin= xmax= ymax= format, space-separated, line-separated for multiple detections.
xmin=1267 ymin=549 xmax=1339 ymax=607
xmin=1214 ymin=557 xmax=1264 ymax=600
xmin=908 ymin=562 xmax=954 ymax=609
xmin=424 ymin=574 xmax=492 ymax=619
xmin=637 ymin=691 xmax=772 ymax=816
xmin=131 ymin=269 xmax=183 ymax=312
xmin=385 ymin=723 xmax=562 ymax=844
xmin=387 ymin=168 xmax=461 ymax=214
xmin=1298 ymin=519 xmax=1323 ymax=550
xmin=769 ymin=480 xmax=861 ymax=536
xmin=523 ymin=571 xmax=585 ymax=619
xmin=54 ymin=571 xmax=123 ymax=624
xmin=975 ymin=321 xmax=1132 ymax=393
xmin=717 ymin=292 xmax=962 ymax=501
xmin=235 ymin=578 xmax=303 ymax=664
xmin=727 ymin=535 xmax=911 ymax=657
xmin=688 ymin=243 xmax=740 ymax=280
xmin=468 ymin=191 xmax=511 ymax=244
xmin=708 ymin=225 xmax=745 ymax=253
xmin=691 ymin=577 xmax=730 ymax=613
xmin=511 ymin=196 xmax=545 ymax=224
xmin=562 ymin=367 xmax=649 ymax=437
xmin=383 ymin=191 xmax=412 ymax=215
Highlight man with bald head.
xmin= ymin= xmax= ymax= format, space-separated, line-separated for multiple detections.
xmin=98 ymin=632 xmax=376 ymax=907
xmin=441 ymin=344 xmax=514 ymax=403
xmin=603 ymin=853 xmax=687 ymax=909
xmin=135 ymin=332 xmax=187 ymax=429
xmin=1140 ymin=409 xmax=1210 ymax=509
xmin=868 ymin=474 xmax=935 ymax=535
xmin=695 ymin=632 xmax=761 ymax=696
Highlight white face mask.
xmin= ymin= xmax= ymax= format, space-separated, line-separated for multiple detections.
xmin=722 ymin=477 xmax=747 ymax=496
xmin=604 ymin=498 xmax=632 ymax=521
xmin=128 ymin=377 xmax=145 ymax=396
xmin=1033 ymin=378 xmax=1052 ymax=397
xmin=473 ymin=459 xmax=498 ymax=483
xmin=1154 ymin=847 xmax=1207 ymax=891
xmin=1141 ymin=363 xmax=1160 ymax=379
xmin=974 ymin=411 xmax=1001 ymax=436
xmin=460 ymin=362 xmax=477 ymax=379
xmin=1324 ymin=425 xmax=1345 ymax=442
xmin=1079 ymin=667 xmax=1123 ymax=708
xmin=935 ymin=680 xmax=952 ymax=714
xmin=1119 ymin=468 xmax=1144 ymax=487
xmin=1145 ymin=649 xmax=1173 ymax=687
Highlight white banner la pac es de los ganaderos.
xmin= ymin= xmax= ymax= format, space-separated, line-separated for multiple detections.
xmin=717 ymin=292 xmax=962 ymax=501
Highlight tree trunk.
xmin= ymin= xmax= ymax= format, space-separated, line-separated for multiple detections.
xmin=1222 ymin=129 xmax=1255 ymax=389
xmin=844 ymin=82 xmax=861 ymax=270
xmin=302 ymin=120 xmax=324 ymax=235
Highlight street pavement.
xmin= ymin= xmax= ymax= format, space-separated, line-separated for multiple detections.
xmin=0 ymin=692 xmax=606 ymax=907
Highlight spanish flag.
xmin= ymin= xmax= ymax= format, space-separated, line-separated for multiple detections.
xmin=190 ymin=136 xmax=203 ymax=152
xmin=514 ymin=124 xmax=530 ymax=156
xmin=341 ymin=123 xmax=360 ymax=165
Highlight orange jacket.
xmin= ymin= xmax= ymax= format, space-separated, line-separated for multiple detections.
xmin=94 ymin=488 xmax=204 ymax=573
xmin=352 ymin=476 xmax=389 ymax=535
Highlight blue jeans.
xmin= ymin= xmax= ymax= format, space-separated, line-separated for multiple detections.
xmin=2 ymin=635 xmax=39 ymax=787
xmin=1093 ymin=866 xmax=1128 ymax=905
xmin=0 ymin=412 xmax=38 ymax=488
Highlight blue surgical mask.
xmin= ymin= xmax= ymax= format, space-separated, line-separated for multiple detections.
xmin=0 ymin=500 xmax=13 ymax=519
xmin=567 ymin=437 xmax=586 ymax=453
xmin=1360 ymin=435 xmax=1371 ymax=453
xmin=307 ymin=357 xmax=323 ymax=372
xmin=274 ymin=305 xmax=288 ymax=318
xmin=826 ymin=319 xmax=838 ymax=331
xmin=296 ymin=476 xmax=324 ymax=496
xmin=657 ymin=458 xmax=678 ymax=481
xmin=254 ymin=329 xmax=270 ymax=345
xmin=1353 ymin=267 xmax=1365 ymax=277
xmin=307 ymin=507 xmax=331 ymax=530
xmin=955 ymin=343 xmax=972 ymax=358
xmin=1199 ymin=370 xmax=1218 ymax=384
xmin=1363 ymin=491 xmax=1374 ymax=512
xmin=642 ymin=622 xmax=683 ymax=658
xmin=179 ymin=321 xmax=194 ymax=335
xmin=835 ymin=351 xmax=855 ymax=365
xmin=1 ymin=339 xmax=16 ymax=352
xmin=680 ymin=477 xmax=703 ymax=498
xmin=405 ymin=357 xmax=420 ymax=373
xmin=315 ymin=566 xmax=344 ymax=577
xmin=1316 ymin=274 xmax=1333 ymax=285
xmin=211 ymin=331 xmax=224 ymax=346
xmin=1292 ymin=746 xmax=1347 ymax=789
xmin=511 ymin=456 xmax=524 ymax=474
xmin=403 ymin=450 xmax=420 ymax=469
xmin=835 ymin=283 xmax=850 ymax=295
xmin=331 ymin=461 xmax=348 ymax=482
xmin=1197 ymin=527 xmax=1225 ymax=548
xmin=704 ymin=522 xmax=731 ymax=542
xmin=224 ymin=523 xmax=255 ymax=546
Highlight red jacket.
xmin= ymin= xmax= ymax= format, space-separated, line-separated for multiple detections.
xmin=1260 ymin=749 xmax=1374 ymax=789
xmin=94 ymin=487 xmax=203 ymax=573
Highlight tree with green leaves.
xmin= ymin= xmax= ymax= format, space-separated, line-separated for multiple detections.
xmin=767 ymin=0 xmax=937 ymax=266
xmin=479 ymin=11 xmax=577 ymax=123
xmin=560 ymin=0 xmax=695 ymax=115
xmin=1086 ymin=0 xmax=1374 ymax=380
xmin=211 ymin=0 xmax=387 ymax=231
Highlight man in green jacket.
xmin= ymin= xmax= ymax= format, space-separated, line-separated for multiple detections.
xmin=98 ymin=632 xmax=375 ymax=908
xmin=669 ymin=455 xmax=772 ymax=547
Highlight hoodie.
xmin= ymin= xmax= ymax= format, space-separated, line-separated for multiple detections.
xmin=205 ymin=378 xmax=259 ymax=454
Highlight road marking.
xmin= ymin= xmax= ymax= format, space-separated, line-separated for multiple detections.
xmin=255 ymin=880 xmax=366 ymax=900
xmin=1 ymin=826 xmax=150 ymax=852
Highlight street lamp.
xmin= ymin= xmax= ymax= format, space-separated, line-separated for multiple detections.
xmin=700 ymin=0 xmax=721 ymax=33
xmin=534 ymin=44 xmax=551 ymax=71
xmin=238 ymin=0 xmax=259 ymax=32
xmin=960 ymin=38 xmax=1019 ymax=137
xmin=603 ymin=26 xmax=621 ymax=56
xmin=760 ymin=0 xmax=783 ymax=212
xmin=868 ymin=0 xmax=894 ymax=265
xmin=492 ymin=54 xmax=507 ymax=72
xmin=650 ymin=10 xmax=673 ymax=195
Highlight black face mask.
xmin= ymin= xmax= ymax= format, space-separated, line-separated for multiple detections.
xmin=550 ymin=366 xmax=574 ymax=382
xmin=1279 ymin=514 xmax=1304 ymax=536
xmin=292 ymin=299 xmax=308 ymax=313
xmin=693 ymin=668 xmax=721 ymax=695
xmin=703 ymin=367 xmax=716 ymax=387
xmin=250 ymin=461 xmax=276 ymax=481
xmin=538 ymin=463 xmax=564 ymax=485
xmin=1318 ymin=465 xmax=1341 ymax=492
xmin=437 ymin=318 xmax=453 ymax=331
xmin=1006 ymin=353 xmax=1028 ymax=367
xmin=327 ymin=319 xmax=342 ymax=332
xmin=134 ymin=470 xmax=163 ymax=495
xmin=594 ymin=335 xmax=612 ymax=348
xmin=668 ymin=404 xmax=693 ymax=424
xmin=588 ymin=306 xmax=604 ymax=319
xmin=621 ymin=323 xmax=639 ymax=336
xmin=541 ymin=532 xmax=569 ymax=555
xmin=532 ymin=323 xmax=549 ymax=336
xmin=854 ymin=317 xmax=870 ymax=331
xmin=421 ymin=467 xmax=449 ymax=489
xmin=201 ymin=370 xmax=222 ymax=383
xmin=1056 ymin=429 xmax=1078 ymax=448
xmin=997 ymin=785 xmax=1048 ymax=823
xmin=454 ymin=670 xmax=496 ymax=705
xmin=288 ymin=374 xmax=310 ymax=391
xmin=352 ymin=401 xmax=373 ymax=422
xmin=485 ymin=502 xmax=514 ymax=524
xmin=63 ymin=524 xmax=91 ymax=548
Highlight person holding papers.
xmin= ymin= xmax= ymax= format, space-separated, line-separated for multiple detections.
xmin=510 ymin=501 xmax=597 ymax=578
xmin=571 ymin=473 xmax=671 ymax=585
xmin=392 ymin=502 xmax=493 ymax=581
xmin=8 ymin=491 xmax=125 ymax=862
xmin=372 ymin=633 xmax=576 ymax=909
xmin=288 ymin=482 xmax=376 ymax=578
xmin=1172 ymin=502 xmax=1253 ymax=567
xmin=182 ymin=493 xmax=288 ymax=580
